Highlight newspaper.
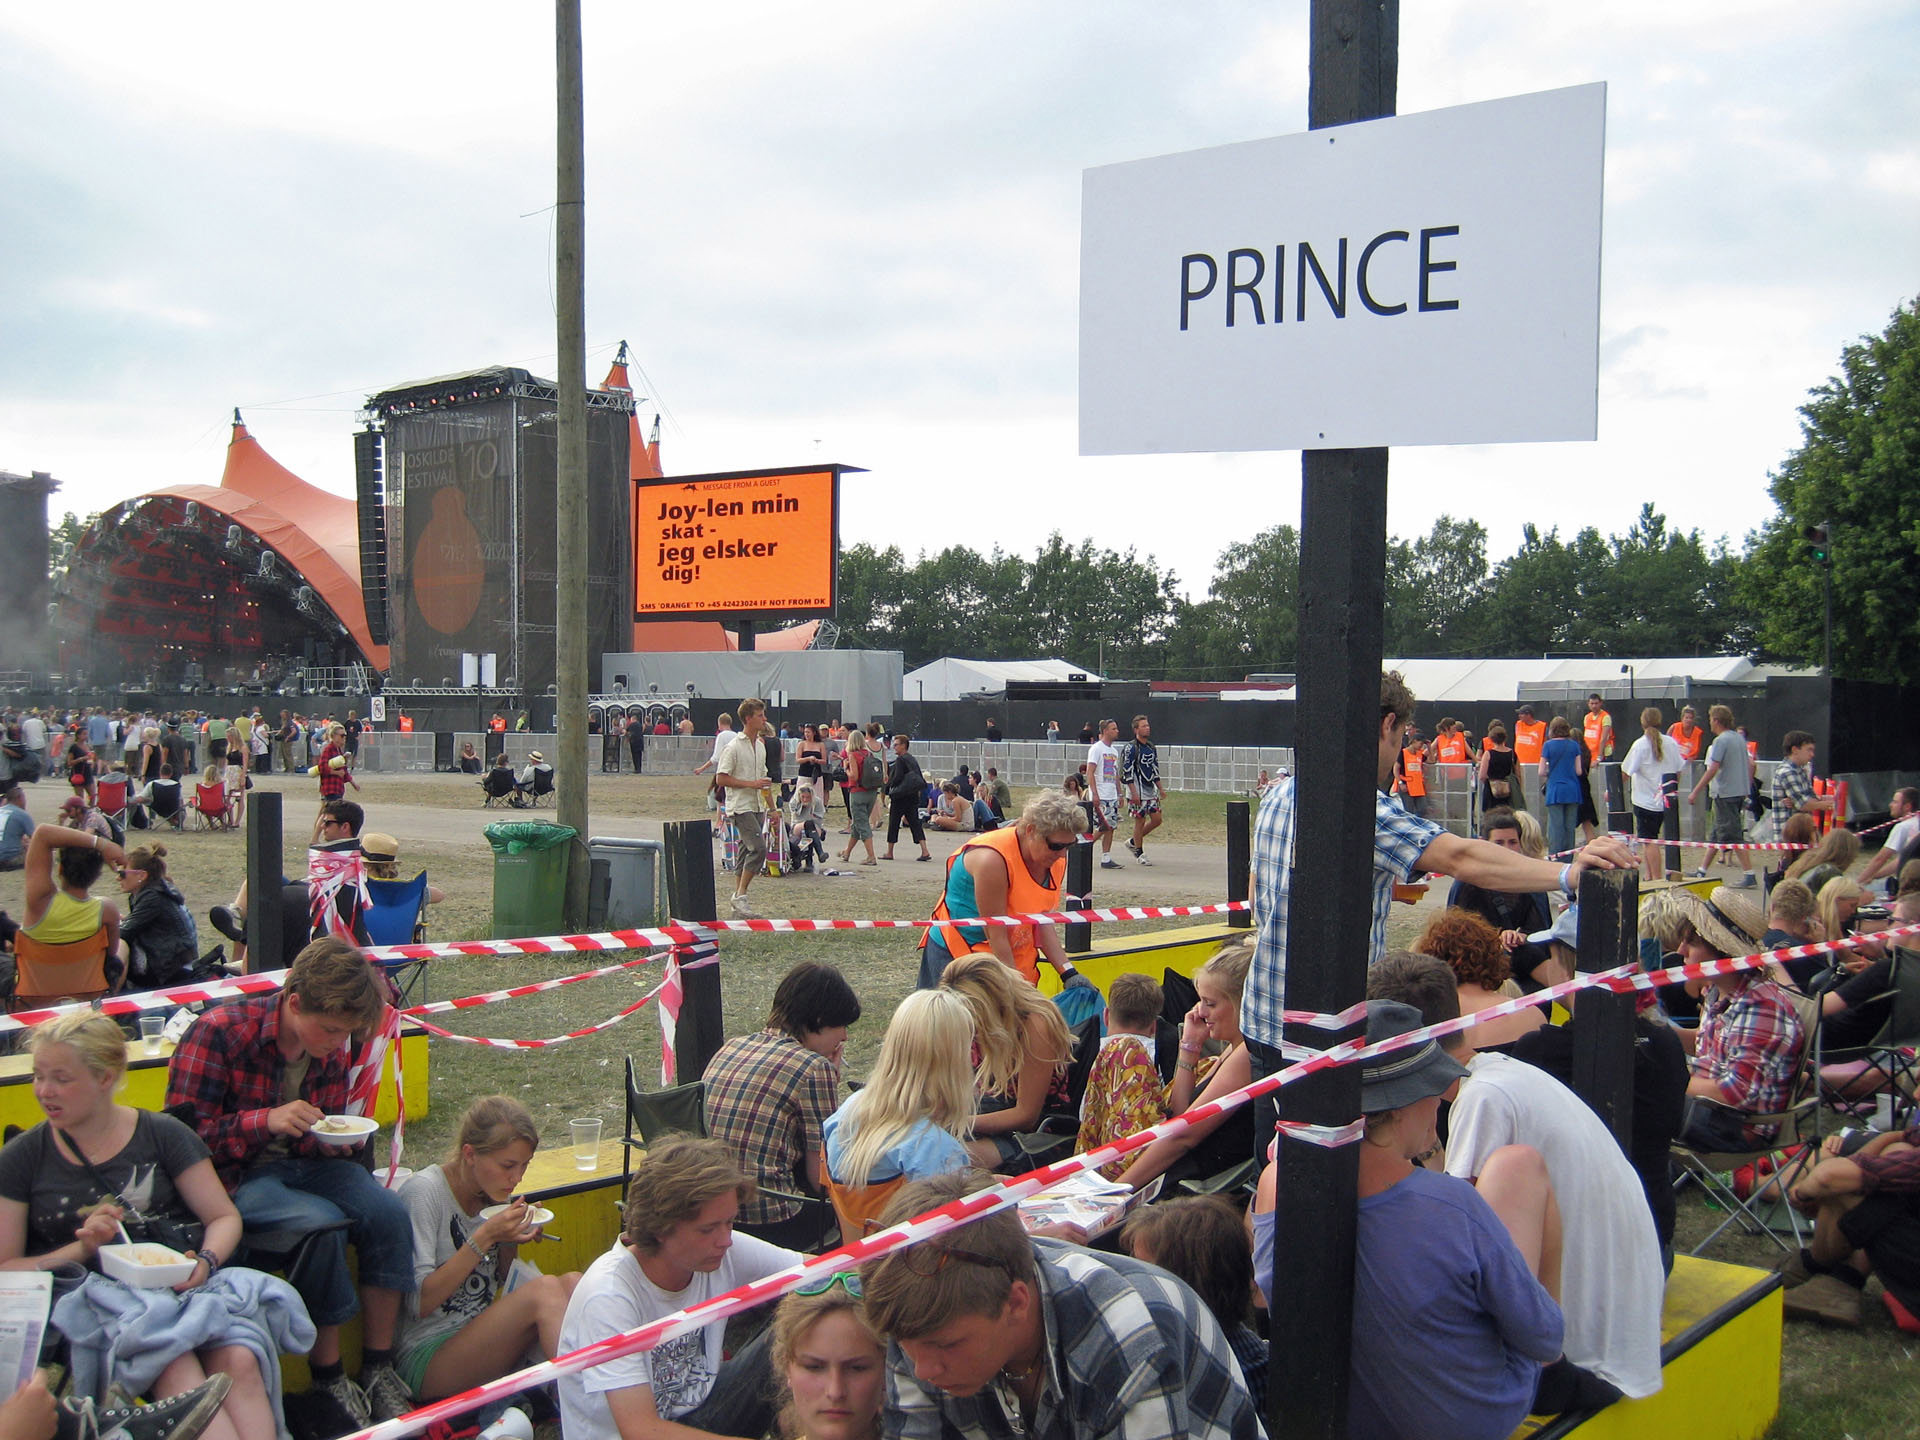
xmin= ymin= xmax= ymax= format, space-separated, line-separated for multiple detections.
xmin=1017 ymin=1171 xmax=1141 ymax=1238
xmin=0 ymin=1272 xmax=51 ymax=1394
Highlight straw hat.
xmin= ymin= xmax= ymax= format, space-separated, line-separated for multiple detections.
xmin=527 ymin=751 xmax=545 ymax=763
xmin=360 ymin=832 xmax=400 ymax=863
xmin=1670 ymin=888 xmax=1760 ymax=958
xmin=1708 ymin=885 xmax=1767 ymax=950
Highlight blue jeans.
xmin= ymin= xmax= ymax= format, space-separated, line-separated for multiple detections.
xmin=1547 ymin=803 xmax=1579 ymax=859
xmin=233 ymin=1157 xmax=415 ymax=1326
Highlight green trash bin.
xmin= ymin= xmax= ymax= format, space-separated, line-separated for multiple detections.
xmin=485 ymin=821 xmax=578 ymax=939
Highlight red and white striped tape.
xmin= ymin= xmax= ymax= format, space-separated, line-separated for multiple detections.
xmin=407 ymin=949 xmax=716 ymax=1051
xmin=692 ymin=899 xmax=1250 ymax=934
xmin=1548 ymin=813 xmax=1900 ymax=861
xmin=337 ymin=912 xmax=1920 ymax=1440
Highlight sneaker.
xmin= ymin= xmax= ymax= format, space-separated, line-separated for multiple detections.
xmin=1730 ymin=873 xmax=1758 ymax=888
xmin=1135 ymin=849 xmax=1152 ymax=865
xmin=208 ymin=905 xmax=245 ymax=943
xmin=317 ymin=1370 xmax=371 ymax=1429
xmin=1781 ymin=1272 xmax=1863 ymax=1326
xmin=1100 ymin=857 xmax=1122 ymax=870
xmin=362 ymin=1365 xmax=414 ymax=1423
xmin=729 ymin=895 xmax=757 ymax=918
xmin=61 ymin=1372 xmax=233 ymax=1440
xmin=1125 ymin=839 xmax=1141 ymax=858
xmin=1688 ymin=867 xmax=1709 ymax=879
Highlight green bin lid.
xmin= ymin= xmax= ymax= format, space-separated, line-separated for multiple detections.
xmin=484 ymin=822 xmax=579 ymax=854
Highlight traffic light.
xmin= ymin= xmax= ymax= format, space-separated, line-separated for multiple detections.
xmin=1802 ymin=520 xmax=1831 ymax=565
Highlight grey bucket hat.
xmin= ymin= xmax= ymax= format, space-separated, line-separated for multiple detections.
xmin=1360 ymin=999 xmax=1470 ymax=1115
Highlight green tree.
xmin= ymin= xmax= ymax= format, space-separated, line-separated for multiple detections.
xmin=1740 ymin=299 xmax=1920 ymax=679
xmin=1385 ymin=515 xmax=1490 ymax=654
xmin=1162 ymin=524 xmax=1301 ymax=677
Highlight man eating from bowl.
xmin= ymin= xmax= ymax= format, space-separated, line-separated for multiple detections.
xmin=166 ymin=936 xmax=418 ymax=1426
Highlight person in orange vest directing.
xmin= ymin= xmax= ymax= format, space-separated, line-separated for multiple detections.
xmin=1512 ymin=705 xmax=1547 ymax=809
xmin=916 ymin=788 xmax=1094 ymax=990
xmin=1398 ymin=731 xmax=1430 ymax=818
xmin=1433 ymin=720 xmax=1470 ymax=765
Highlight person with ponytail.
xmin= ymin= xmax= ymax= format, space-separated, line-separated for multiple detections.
xmin=1621 ymin=707 xmax=1686 ymax=882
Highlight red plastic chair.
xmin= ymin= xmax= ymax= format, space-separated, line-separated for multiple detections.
xmin=95 ymin=777 xmax=129 ymax=831
xmin=190 ymin=782 xmax=234 ymax=830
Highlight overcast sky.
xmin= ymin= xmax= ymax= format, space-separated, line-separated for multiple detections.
xmin=3 ymin=2 xmax=1915 ymax=603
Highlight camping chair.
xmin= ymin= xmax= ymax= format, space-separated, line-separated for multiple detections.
xmin=95 ymin=777 xmax=129 ymax=835
xmin=10 ymin=929 xmax=113 ymax=1012
xmin=1671 ymin=991 xmax=1825 ymax=1256
xmin=1819 ymin=946 xmax=1920 ymax=1128
xmin=187 ymin=782 xmax=232 ymax=830
xmin=526 ymin=766 xmax=556 ymax=806
xmin=364 ymin=873 xmax=431 ymax=1004
xmin=480 ymin=769 xmax=517 ymax=807
xmin=619 ymin=1060 xmax=834 ymax=1246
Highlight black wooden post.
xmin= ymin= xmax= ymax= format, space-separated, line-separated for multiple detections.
xmin=1571 ymin=868 xmax=1639 ymax=1147
xmin=1226 ymin=800 xmax=1252 ymax=929
xmin=1064 ymin=812 xmax=1094 ymax=956
xmin=1271 ymin=9 xmax=1398 ymax=1438
xmin=246 ymin=791 xmax=285 ymax=974
xmin=661 ymin=820 xmax=726 ymax=1084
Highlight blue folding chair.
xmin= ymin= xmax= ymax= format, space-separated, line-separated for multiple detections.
xmin=364 ymin=872 xmax=431 ymax=1003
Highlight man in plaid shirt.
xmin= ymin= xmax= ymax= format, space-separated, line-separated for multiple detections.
xmin=701 ymin=961 xmax=860 ymax=1250
xmin=166 ymin=937 xmax=415 ymax=1425
xmin=1243 ymin=672 xmax=1634 ymax=1137
xmin=1769 ymin=729 xmax=1832 ymax=831
xmin=862 ymin=1173 xmax=1260 ymax=1440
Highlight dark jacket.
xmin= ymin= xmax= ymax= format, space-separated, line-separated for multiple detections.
xmin=887 ymin=751 xmax=925 ymax=803
xmin=120 ymin=879 xmax=199 ymax=989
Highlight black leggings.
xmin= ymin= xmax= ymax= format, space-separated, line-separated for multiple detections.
xmin=888 ymin=798 xmax=925 ymax=846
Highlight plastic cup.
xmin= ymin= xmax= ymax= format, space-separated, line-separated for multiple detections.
xmin=139 ymin=1016 xmax=165 ymax=1056
xmin=571 ymin=1118 xmax=602 ymax=1171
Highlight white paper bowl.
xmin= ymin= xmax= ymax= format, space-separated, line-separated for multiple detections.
xmin=478 ymin=1203 xmax=555 ymax=1227
xmin=100 ymin=1242 xmax=198 ymax=1288
xmin=309 ymin=1115 xmax=378 ymax=1146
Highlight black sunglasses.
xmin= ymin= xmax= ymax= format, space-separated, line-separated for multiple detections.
xmin=1044 ymin=836 xmax=1076 ymax=852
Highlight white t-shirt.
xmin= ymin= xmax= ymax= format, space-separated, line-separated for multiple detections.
xmin=1445 ymin=1052 xmax=1665 ymax=1399
xmin=706 ymin=729 xmax=735 ymax=769
xmin=556 ymin=1233 xmax=801 ymax=1439
xmin=1086 ymin=739 xmax=1121 ymax=800
xmin=1886 ymin=816 xmax=1920 ymax=862
xmin=1621 ymin=733 xmax=1687 ymax=812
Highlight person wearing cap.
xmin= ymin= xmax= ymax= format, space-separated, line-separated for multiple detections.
xmin=515 ymin=751 xmax=553 ymax=805
xmin=1648 ymin=890 xmax=1804 ymax=1151
xmin=1365 ymin=952 xmax=1666 ymax=1407
xmin=1252 ymin=998 xmax=1572 ymax=1439
xmin=1244 ymin=672 xmax=1635 ymax=1142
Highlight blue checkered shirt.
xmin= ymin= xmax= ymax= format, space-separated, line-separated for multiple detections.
xmin=1242 ymin=777 xmax=1444 ymax=1050
xmin=884 ymin=1241 xmax=1260 ymax=1440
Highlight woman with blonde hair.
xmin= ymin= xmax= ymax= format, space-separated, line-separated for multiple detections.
xmin=1783 ymin=826 xmax=1860 ymax=892
xmin=767 ymin=1275 xmax=884 ymax=1440
xmin=1512 ymin=809 xmax=1549 ymax=860
xmin=821 ymin=990 xmax=976 ymax=1234
xmin=938 ymin=954 xmax=1075 ymax=1170
xmin=1120 ymin=939 xmax=1260 ymax=1193
xmin=0 ymin=1012 xmax=294 ymax=1440
xmin=395 ymin=1096 xmax=581 ymax=1404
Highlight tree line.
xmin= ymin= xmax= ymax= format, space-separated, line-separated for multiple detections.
xmin=839 ymin=300 xmax=1918 ymax=682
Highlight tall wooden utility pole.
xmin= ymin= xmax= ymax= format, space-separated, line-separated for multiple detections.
xmin=1271 ymin=5 xmax=1398 ymax=1439
xmin=555 ymin=0 xmax=591 ymax=925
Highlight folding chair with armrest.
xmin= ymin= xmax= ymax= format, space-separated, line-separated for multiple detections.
xmin=187 ymin=783 xmax=232 ymax=830
xmin=95 ymin=777 xmax=129 ymax=835
xmin=363 ymin=872 xmax=431 ymax=1004
xmin=1818 ymin=946 xmax=1920 ymax=1128
xmin=9 ymin=929 xmax=113 ymax=1012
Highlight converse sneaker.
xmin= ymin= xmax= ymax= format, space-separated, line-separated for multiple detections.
xmin=362 ymin=1365 xmax=415 ymax=1422
xmin=1100 ymin=858 xmax=1122 ymax=870
xmin=317 ymin=1370 xmax=371 ymax=1429
xmin=59 ymin=1372 xmax=232 ymax=1440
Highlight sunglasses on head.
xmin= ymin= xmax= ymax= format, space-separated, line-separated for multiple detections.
xmin=795 ymin=1270 xmax=863 ymax=1299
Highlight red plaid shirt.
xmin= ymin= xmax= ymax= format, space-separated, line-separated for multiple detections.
xmin=165 ymin=994 xmax=355 ymax=1189
xmin=317 ymin=743 xmax=347 ymax=799
xmin=1692 ymin=976 xmax=1804 ymax=1123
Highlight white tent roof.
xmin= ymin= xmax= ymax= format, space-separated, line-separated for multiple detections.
xmin=901 ymin=657 xmax=1103 ymax=702
xmin=1386 ymin=655 xmax=1783 ymax=704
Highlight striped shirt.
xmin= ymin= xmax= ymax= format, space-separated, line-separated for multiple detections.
xmin=1242 ymin=778 xmax=1443 ymax=1050
xmin=885 ymin=1241 xmax=1260 ymax=1440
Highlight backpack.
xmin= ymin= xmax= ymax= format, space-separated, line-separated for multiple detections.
xmin=860 ymin=751 xmax=884 ymax=791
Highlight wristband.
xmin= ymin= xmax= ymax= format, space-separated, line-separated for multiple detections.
xmin=468 ymin=1237 xmax=488 ymax=1261
xmin=1176 ymin=1059 xmax=1197 ymax=1073
xmin=1558 ymin=864 xmax=1573 ymax=897
xmin=193 ymin=1251 xmax=221 ymax=1277
xmin=1058 ymin=965 xmax=1078 ymax=978
xmin=1179 ymin=1042 xmax=1204 ymax=1055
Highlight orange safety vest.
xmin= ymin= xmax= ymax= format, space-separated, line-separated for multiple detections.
xmin=1434 ymin=733 xmax=1469 ymax=764
xmin=396 ymin=716 xmax=414 ymax=733
xmin=1666 ymin=722 xmax=1701 ymax=761
xmin=1401 ymin=747 xmax=1427 ymax=797
xmin=922 ymin=826 xmax=1065 ymax=985
xmin=1513 ymin=719 xmax=1546 ymax=765
xmin=489 ymin=717 xmax=507 ymax=733
xmin=1583 ymin=709 xmax=1612 ymax=761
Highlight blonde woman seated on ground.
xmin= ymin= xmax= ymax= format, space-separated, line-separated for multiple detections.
xmin=396 ymin=1096 xmax=581 ymax=1404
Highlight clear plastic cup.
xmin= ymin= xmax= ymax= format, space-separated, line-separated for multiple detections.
xmin=139 ymin=1016 xmax=166 ymax=1056
xmin=571 ymin=1117 xmax=603 ymax=1171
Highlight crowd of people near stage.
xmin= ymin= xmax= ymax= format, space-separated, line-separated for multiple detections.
xmin=0 ymin=673 xmax=1915 ymax=1440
